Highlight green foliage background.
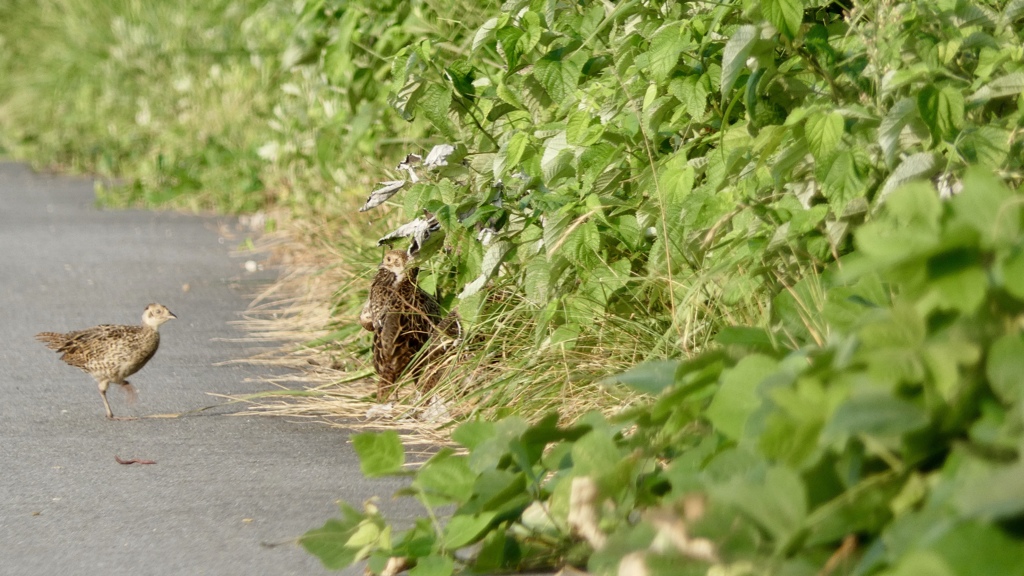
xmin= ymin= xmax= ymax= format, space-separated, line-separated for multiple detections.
xmin=3 ymin=0 xmax=1024 ymax=573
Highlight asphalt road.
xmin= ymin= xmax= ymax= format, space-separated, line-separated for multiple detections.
xmin=0 ymin=162 xmax=411 ymax=574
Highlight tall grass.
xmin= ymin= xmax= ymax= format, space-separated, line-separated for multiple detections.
xmin=0 ymin=0 xmax=286 ymax=211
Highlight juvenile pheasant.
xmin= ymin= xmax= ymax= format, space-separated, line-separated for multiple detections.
xmin=367 ymin=250 xmax=441 ymax=400
xmin=36 ymin=303 xmax=176 ymax=419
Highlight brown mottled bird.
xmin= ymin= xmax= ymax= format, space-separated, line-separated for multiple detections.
xmin=36 ymin=303 xmax=176 ymax=419
xmin=367 ymin=250 xmax=442 ymax=400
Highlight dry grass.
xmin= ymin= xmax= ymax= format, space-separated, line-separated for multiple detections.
xmin=214 ymin=204 xmax=647 ymax=448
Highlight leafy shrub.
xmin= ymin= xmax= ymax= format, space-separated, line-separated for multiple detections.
xmin=347 ymin=0 xmax=1024 ymax=373
xmin=304 ymin=168 xmax=1024 ymax=574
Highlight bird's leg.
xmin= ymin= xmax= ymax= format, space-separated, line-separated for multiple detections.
xmin=98 ymin=380 xmax=115 ymax=419
xmin=120 ymin=380 xmax=138 ymax=405
xmin=98 ymin=379 xmax=137 ymax=420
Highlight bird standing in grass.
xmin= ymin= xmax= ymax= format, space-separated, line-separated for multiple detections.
xmin=364 ymin=250 xmax=441 ymax=401
xmin=36 ymin=303 xmax=176 ymax=419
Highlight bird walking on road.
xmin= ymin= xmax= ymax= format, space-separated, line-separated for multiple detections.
xmin=36 ymin=303 xmax=176 ymax=419
xmin=365 ymin=250 xmax=441 ymax=401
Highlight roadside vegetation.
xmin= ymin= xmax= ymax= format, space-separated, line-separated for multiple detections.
xmin=3 ymin=0 xmax=1024 ymax=574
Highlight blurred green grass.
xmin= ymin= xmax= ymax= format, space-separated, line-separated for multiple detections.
xmin=0 ymin=0 xmax=287 ymax=212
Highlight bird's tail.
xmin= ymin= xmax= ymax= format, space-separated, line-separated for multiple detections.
xmin=35 ymin=332 xmax=67 ymax=350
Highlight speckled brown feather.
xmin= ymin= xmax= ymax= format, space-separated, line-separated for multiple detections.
xmin=36 ymin=324 xmax=160 ymax=380
xmin=369 ymin=251 xmax=442 ymax=400
xmin=36 ymin=303 xmax=175 ymax=419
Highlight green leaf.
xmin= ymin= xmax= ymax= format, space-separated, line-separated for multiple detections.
xmin=300 ymin=503 xmax=372 ymax=570
xmin=706 ymin=355 xmax=777 ymax=440
xmin=968 ymin=71 xmax=1024 ymax=104
xmin=820 ymin=149 xmax=863 ymax=216
xmin=409 ymin=555 xmax=455 ymax=576
xmin=418 ymin=83 xmax=455 ymax=137
xmin=918 ymin=84 xmax=964 ymax=140
xmin=566 ymin=110 xmax=603 ymax=146
xmin=452 ymin=420 xmax=496 ymax=451
xmin=443 ymin=512 xmax=498 ymax=548
xmin=761 ymin=0 xmax=803 ymax=40
xmin=496 ymin=26 xmax=525 ymax=70
xmin=822 ymin=393 xmax=929 ymax=442
xmin=1001 ymin=250 xmax=1024 ymax=301
xmin=646 ymin=23 xmax=685 ymax=83
xmin=884 ymin=551 xmax=956 ymax=576
xmin=954 ymin=460 xmax=1024 ymax=520
xmin=533 ymin=49 xmax=582 ymax=103
xmin=715 ymin=326 xmax=777 ymax=351
xmin=877 ymin=154 xmax=939 ymax=204
xmin=601 ymin=360 xmax=680 ymax=394
xmin=986 ymin=334 xmax=1024 ymax=404
xmin=540 ymin=131 xmax=571 ymax=183
xmin=415 ymin=451 xmax=477 ymax=505
xmin=951 ymin=167 xmax=1017 ymax=247
xmin=711 ymin=466 xmax=808 ymax=544
xmin=879 ymin=98 xmax=918 ymax=168
xmin=805 ymin=111 xmax=844 ymax=161
xmin=721 ymin=25 xmax=757 ymax=97
xmin=670 ymin=74 xmax=710 ymax=119
xmin=494 ymin=131 xmax=528 ymax=178
xmin=930 ymin=264 xmax=988 ymax=315
xmin=352 ymin=431 xmax=405 ymax=477
xmin=571 ymin=429 xmax=623 ymax=479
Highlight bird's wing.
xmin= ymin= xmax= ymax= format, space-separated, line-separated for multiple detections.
xmin=54 ymin=325 xmax=137 ymax=367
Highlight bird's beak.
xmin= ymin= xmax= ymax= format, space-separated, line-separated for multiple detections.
xmin=168 ymin=311 xmax=177 ymax=319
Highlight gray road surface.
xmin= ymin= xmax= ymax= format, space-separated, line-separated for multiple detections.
xmin=0 ymin=162 xmax=410 ymax=574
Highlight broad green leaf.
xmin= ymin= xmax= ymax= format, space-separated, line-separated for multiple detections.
xmin=566 ymin=110 xmax=599 ymax=146
xmin=959 ymin=125 xmax=1011 ymax=168
xmin=540 ymin=131 xmax=571 ymax=183
xmin=954 ymin=460 xmax=1024 ymax=520
xmin=968 ymin=71 xmax=1024 ymax=104
xmin=711 ymin=466 xmax=808 ymax=544
xmin=472 ymin=17 xmax=501 ymax=52
xmin=721 ymin=25 xmax=758 ymax=97
xmin=918 ymin=84 xmax=964 ymax=140
xmin=352 ymin=431 xmax=405 ymax=477
xmin=951 ymin=167 xmax=1017 ymax=247
xmin=929 ymin=264 xmax=987 ymax=315
xmin=415 ymin=451 xmax=477 ymax=505
xmin=571 ymin=429 xmax=623 ymax=478
xmin=669 ymin=74 xmax=710 ymax=119
xmin=533 ymin=49 xmax=582 ymax=103
xmin=822 ymin=393 xmax=929 ymax=442
xmin=879 ymin=98 xmax=918 ymax=168
xmin=876 ymin=153 xmax=938 ymax=204
xmin=921 ymin=520 xmax=1024 ymax=574
xmin=452 ymin=420 xmax=496 ymax=451
xmin=300 ymin=502 xmax=374 ymax=570
xmin=443 ymin=512 xmax=498 ymax=548
xmin=601 ymin=360 xmax=680 ymax=394
xmin=805 ymin=111 xmax=844 ymax=160
xmin=1002 ymin=250 xmax=1024 ymax=301
xmin=706 ymin=355 xmax=777 ymax=440
xmin=409 ymin=555 xmax=455 ymax=576
xmin=761 ymin=0 xmax=803 ymax=40
xmin=496 ymin=26 xmax=525 ymax=70
xmin=986 ymin=334 xmax=1024 ymax=404
xmin=646 ymin=23 xmax=685 ymax=82
xmin=494 ymin=131 xmax=528 ymax=178
xmin=418 ymin=83 xmax=455 ymax=137
xmin=820 ymin=149 xmax=863 ymax=216
xmin=715 ymin=326 xmax=776 ymax=350
xmin=883 ymin=551 xmax=955 ymax=576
